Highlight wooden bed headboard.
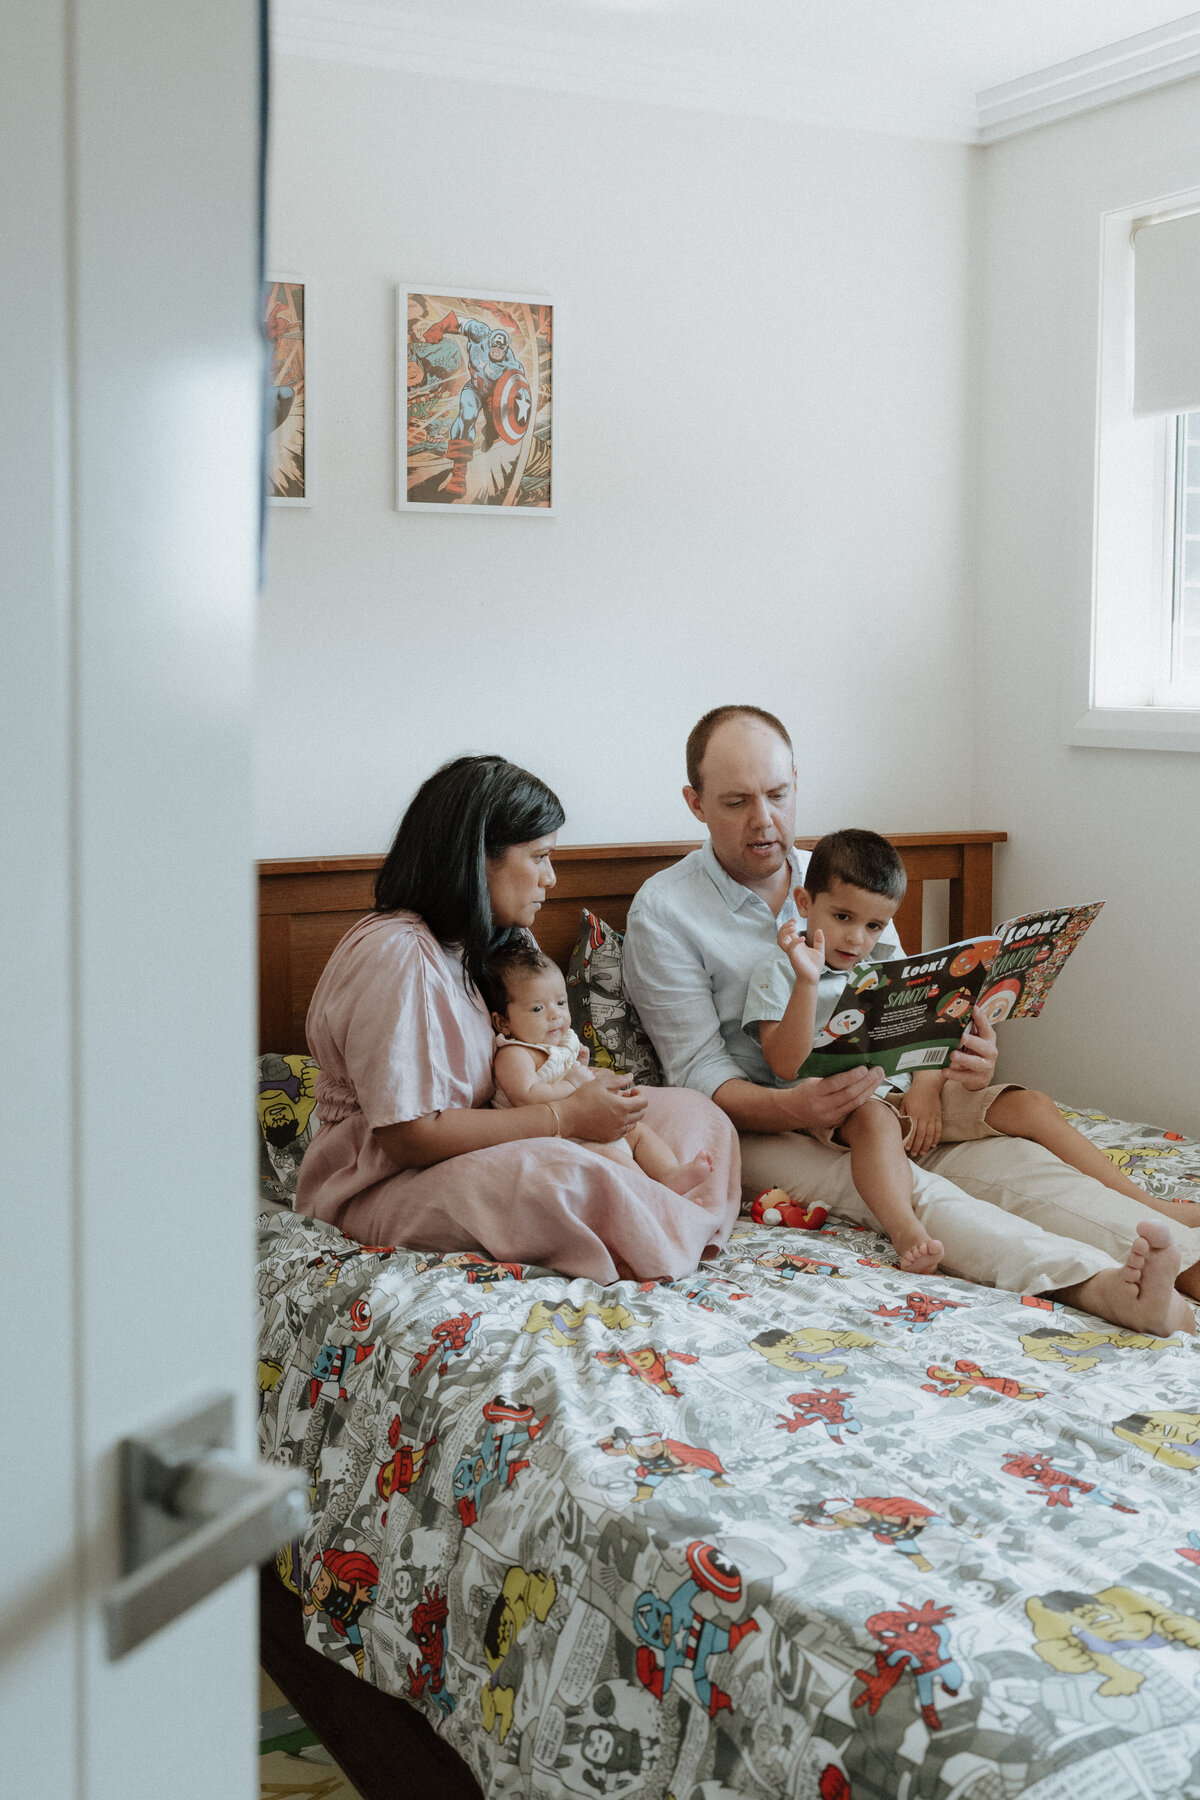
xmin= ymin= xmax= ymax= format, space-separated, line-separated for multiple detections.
xmin=258 ymin=832 xmax=1006 ymax=1052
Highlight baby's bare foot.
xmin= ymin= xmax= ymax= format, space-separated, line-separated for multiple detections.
xmin=895 ymin=1230 xmax=944 ymax=1275
xmin=664 ymin=1151 xmax=714 ymax=1196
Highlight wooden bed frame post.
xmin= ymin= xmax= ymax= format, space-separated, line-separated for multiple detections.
xmin=948 ymin=839 xmax=997 ymax=941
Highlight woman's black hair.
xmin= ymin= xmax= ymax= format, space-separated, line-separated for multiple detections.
xmin=374 ymin=755 xmax=565 ymax=993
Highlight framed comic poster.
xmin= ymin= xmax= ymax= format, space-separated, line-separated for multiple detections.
xmin=265 ymin=276 xmax=310 ymax=505
xmin=399 ymin=286 xmax=553 ymax=513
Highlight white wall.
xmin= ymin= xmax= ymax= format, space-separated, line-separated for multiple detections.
xmin=975 ymin=77 xmax=1200 ymax=1135
xmin=259 ymin=59 xmax=977 ymax=855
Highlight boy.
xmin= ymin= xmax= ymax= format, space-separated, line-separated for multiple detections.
xmin=742 ymin=829 xmax=1172 ymax=1274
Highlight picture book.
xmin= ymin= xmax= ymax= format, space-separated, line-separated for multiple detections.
xmin=796 ymin=902 xmax=1104 ymax=1080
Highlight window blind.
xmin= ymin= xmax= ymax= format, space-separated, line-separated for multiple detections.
xmin=1133 ymin=208 xmax=1200 ymax=417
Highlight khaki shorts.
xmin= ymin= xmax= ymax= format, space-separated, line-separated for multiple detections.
xmin=807 ymin=1082 xmax=1023 ymax=1157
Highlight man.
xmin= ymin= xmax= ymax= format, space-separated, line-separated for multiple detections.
xmin=623 ymin=706 xmax=1198 ymax=1334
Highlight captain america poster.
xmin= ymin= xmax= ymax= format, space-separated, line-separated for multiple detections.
xmin=399 ymin=287 xmax=553 ymax=512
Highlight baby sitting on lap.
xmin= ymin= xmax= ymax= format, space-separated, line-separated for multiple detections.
xmin=482 ymin=942 xmax=712 ymax=1195
xmin=744 ymin=829 xmax=1145 ymax=1276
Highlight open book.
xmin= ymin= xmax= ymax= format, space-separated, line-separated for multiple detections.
xmin=797 ymin=902 xmax=1104 ymax=1080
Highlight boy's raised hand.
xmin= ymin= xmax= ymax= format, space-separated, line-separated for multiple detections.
xmin=778 ymin=918 xmax=825 ymax=986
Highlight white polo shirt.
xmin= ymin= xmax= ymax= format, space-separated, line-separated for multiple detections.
xmin=622 ymin=839 xmax=903 ymax=1097
xmin=741 ymin=944 xmax=910 ymax=1094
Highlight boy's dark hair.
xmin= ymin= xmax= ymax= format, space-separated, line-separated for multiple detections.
xmin=478 ymin=939 xmax=553 ymax=1018
xmin=374 ymin=755 xmax=565 ymax=995
xmin=804 ymin=829 xmax=907 ymax=904
xmin=685 ymin=705 xmax=793 ymax=791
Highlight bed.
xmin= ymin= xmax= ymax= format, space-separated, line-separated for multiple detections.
xmin=256 ymin=835 xmax=1200 ymax=1800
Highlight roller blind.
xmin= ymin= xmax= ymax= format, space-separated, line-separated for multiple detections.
xmin=1133 ymin=208 xmax=1200 ymax=416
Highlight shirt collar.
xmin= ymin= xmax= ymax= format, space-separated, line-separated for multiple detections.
xmin=700 ymin=838 xmax=803 ymax=917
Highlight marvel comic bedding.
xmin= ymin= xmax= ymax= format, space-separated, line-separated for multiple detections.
xmin=256 ymin=1108 xmax=1200 ymax=1800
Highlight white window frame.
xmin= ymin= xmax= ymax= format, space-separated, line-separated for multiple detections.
xmin=1167 ymin=411 xmax=1200 ymax=700
xmin=1069 ymin=187 xmax=1200 ymax=752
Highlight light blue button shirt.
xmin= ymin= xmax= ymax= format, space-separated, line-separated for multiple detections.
xmin=623 ymin=839 xmax=902 ymax=1096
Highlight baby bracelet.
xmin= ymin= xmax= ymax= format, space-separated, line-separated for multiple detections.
xmin=545 ymin=1102 xmax=562 ymax=1138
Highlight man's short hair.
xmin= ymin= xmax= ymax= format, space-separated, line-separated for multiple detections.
xmin=685 ymin=706 xmax=793 ymax=792
xmin=479 ymin=939 xmax=552 ymax=1016
xmin=805 ymin=829 xmax=907 ymax=904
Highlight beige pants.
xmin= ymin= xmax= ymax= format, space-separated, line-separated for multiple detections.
xmin=808 ymin=1081 xmax=1020 ymax=1153
xmin=739 ymin=1129 xmax=1200 ymax=1296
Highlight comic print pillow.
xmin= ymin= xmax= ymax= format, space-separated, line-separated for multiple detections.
xmin=257 ymin=1052 xmax=321 ymax=1204
xmin=566 ymin=909 xmax=665 ymax=1087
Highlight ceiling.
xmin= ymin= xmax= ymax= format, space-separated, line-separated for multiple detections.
xmin=274 ymin=1 xmax=1200 ymax=141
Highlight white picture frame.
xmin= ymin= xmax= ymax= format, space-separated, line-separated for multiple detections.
xmin=398 ymin=283 xmax=554 ymax=515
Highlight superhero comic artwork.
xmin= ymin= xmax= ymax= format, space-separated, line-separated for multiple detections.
xmin=401 ymin=287 xmax=553 ymax=512
xmin=258 ymin=1095 xmax=1200 ymax=1800
xmin=264 ymin=278 xmax=307 ymax=502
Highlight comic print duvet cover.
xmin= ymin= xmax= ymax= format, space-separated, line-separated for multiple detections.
xmin=256 ymin=1108 xmax=1200 ymax=1800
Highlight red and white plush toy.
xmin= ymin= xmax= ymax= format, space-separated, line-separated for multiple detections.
xmin=748 ymin=1189 xmax=828 ymax=1230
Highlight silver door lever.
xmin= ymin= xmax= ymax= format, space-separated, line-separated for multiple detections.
xmin=105 ymin=1390 xmax=308 ymax=1659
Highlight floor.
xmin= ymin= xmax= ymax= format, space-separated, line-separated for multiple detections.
xmin=259 ymin=1668 xmax=365 ymax=1800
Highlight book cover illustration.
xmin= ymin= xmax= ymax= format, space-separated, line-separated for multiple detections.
xmin=984 ymin=902 xmax=1105 ymax=1021
xmin=797 ymin=902 xmax=1104 ymax=1080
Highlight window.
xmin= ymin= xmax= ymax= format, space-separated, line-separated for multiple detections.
xmin=1072 ymin=191 xmax=1200 ymax=750
xmin=1168 ymin=410 xmax=1200 ymax=699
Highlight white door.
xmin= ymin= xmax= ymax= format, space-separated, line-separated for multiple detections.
xmin=1 ymin=3 xmax=262 ymax=1794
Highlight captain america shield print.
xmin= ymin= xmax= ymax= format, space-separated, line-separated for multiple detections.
xmin=402 ymin=288 xmax=553 ymax=510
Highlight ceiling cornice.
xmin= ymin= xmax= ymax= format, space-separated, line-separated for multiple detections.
xmin=273 ymin=0 xmax=1200 ymax=146
xmin=270 ymin=0 xmax=974 ymax=140
xmin=977 ymin=9 xmax=1200 ymax=142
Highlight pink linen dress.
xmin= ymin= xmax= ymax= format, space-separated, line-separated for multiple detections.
xmin=295 ymin=913 xmax=741 ymax=1285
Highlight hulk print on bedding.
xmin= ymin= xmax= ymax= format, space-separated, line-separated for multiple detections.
xmin=256 ymin=1116 xmax=1200 ymax=1800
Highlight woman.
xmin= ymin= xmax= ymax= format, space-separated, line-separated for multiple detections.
xmin=296 ymin=756 xmax=741 ymax=1283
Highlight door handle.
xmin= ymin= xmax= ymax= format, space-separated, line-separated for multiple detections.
xmin=105 ymin=1390 xmax=308 ymax=1659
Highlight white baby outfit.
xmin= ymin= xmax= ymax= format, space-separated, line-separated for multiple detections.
xmin=491 ymin=1028 xmax=634 ymax=1159
xmin=491 ymin=1029 xmax=584 ymax=1104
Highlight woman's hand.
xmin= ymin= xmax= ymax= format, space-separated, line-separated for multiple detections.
xmin=560 ymin=1069 xmax=648 ymax=1142
xmin=374 ymin=1073 xmax=646 ymax=1169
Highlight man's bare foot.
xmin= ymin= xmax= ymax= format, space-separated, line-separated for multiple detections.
xmin=894 ymin=1227 xmax=944 ymax=1275
xmin=663 ymin=1151 xmax=714 ymax=1196
xmin=1063 ymin=1217 xmax=1195 ymax=1337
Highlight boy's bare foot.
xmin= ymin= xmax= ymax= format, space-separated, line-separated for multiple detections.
xmin=1064 ymin=1217 xmax=1195 ymax=1338
xmin=894 ymin=1229 xmax=944 ymax=1275
xmin=664 ymin=1151 xmax=714 ymax=1196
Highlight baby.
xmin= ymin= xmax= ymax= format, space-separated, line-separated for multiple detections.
xmin=743 ymin=828 xmax=1163 ymax=1274
xmin=482 ymin=941 xmax=712 ymax=1194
